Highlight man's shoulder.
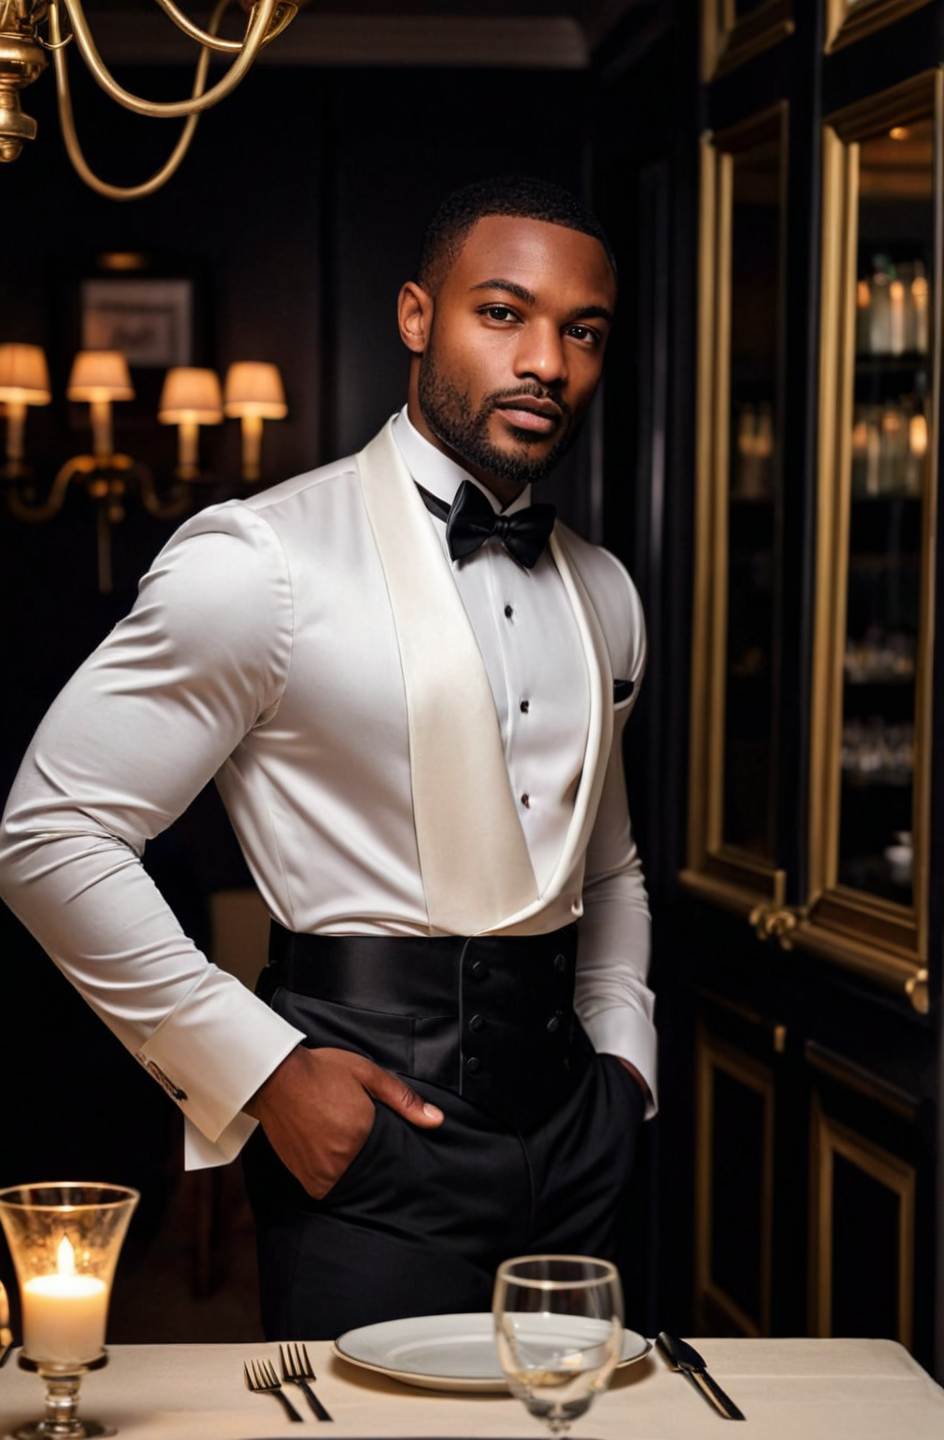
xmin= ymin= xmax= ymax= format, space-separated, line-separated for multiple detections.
xmin=242 ymin=450 xmax=361 ymax=518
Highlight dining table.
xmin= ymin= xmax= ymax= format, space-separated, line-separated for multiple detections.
xmin=2 ymin=1336 xmax=943 ymax=1440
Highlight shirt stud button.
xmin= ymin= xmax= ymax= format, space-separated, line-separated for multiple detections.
xmin=470 ymin=959 xmax=488 ymax=980
xmin=546 ymin=1015 xmax=561 ymax=1034
xmin=520 ymin=699 xmax=530 ymax=714
xmin=504 ymin=604 xmax=514 ymax=619
xmin=554 ymin=953 xmax=567 ymax=973
xmin=465 ymin=1055 xmax=481 ymax=1074
xmin=521 ymin=793 xmax=530 ymax=808
xmin=468 ymin=1013 xmax=484 ymax=1032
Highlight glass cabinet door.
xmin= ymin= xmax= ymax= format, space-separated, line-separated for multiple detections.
xmin=685 ymin=104 xmax=789 ymax=913
xmin=804 ymin=73 xmax=939 ymax=1009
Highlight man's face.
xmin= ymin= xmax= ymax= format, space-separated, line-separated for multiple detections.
xmin=417 ymin=214 xmax=616 ymax=486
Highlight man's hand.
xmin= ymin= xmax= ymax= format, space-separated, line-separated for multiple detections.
xmin=245 ymin=1045 xmax=444 ymax=1199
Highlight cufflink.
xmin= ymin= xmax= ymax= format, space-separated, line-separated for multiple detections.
xmin=143 ymin=1059 xmax=188 ymax=1102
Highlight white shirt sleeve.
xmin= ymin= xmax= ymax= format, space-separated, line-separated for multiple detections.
xmin=574 ymin=568 xmax=657 ymax=1118
xmin=0 ymin=502 xmax=306 ymax=1165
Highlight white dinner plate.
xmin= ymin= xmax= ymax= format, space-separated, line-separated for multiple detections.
xmin=332 ymin=1311 xmax=652 ymax=1392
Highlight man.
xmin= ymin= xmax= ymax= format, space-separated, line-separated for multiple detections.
xmin=0 ymin=175 xmax=656 ymax=1339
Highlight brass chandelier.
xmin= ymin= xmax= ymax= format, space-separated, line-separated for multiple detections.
xmin=0 ymin=0 xmax=302 ymax=199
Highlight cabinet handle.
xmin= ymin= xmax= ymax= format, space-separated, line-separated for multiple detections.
xmin=904 ymin=968 xmax=929 ymax=1015
xmin=749 ymin=902 xmax=799 ymax=949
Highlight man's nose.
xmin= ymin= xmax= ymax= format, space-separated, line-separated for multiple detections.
xmin=513 ymin=322 xmax=568 ymax=387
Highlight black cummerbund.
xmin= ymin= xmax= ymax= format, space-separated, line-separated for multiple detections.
xmin=259 ymin=920 xmax=591 ymax=1130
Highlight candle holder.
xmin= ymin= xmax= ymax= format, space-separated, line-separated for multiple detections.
xmin=0 ymin=1183 xmax=139 ymax=1440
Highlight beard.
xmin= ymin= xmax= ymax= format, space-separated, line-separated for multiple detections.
xmin=417 ymin=332 xmax=585 ymax=486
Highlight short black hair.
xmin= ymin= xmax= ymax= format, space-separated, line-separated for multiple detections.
xmin=416 ymin=174 xmax=618 ymax=296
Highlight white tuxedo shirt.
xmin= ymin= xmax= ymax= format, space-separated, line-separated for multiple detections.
xmin=0 ymin=408 xmax=656 ymax=1170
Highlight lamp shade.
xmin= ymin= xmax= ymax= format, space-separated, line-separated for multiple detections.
xmin=67 ymin=350 xmax=134 ymax=402
xmin=224 ymin=361 xmax=287 ymax=419
xmin=159 ymin=367 xmax=223 ymax=424
xmin=0 ymin=343 xmax=51 ymax=405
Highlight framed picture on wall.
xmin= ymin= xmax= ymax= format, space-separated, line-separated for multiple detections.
xmin=79 ymin=278 xmax=194 ymax=369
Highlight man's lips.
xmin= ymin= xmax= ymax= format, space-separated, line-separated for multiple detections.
xmin=494 ymin=400 xmax=562 ymax=434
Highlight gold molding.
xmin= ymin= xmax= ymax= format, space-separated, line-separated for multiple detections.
xmin=688 ymin=103 xmax=789 ymax=912
xmin=702 ymin=0 xmax=795 ymax=83
xmin=809 ymin=1096 xmax=916 ymax=1345
xmin=805 ymin=1040 xmax=919 ymax=1118
xmin=805 ymin=69 xmax=940 ymax=984
xmin=695 ymin=1025 xmax=774 ymax=1336
xmin=825 ymin=0 xmax=933 ymax=55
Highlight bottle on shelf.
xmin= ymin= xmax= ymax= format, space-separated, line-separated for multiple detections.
xmin=855 ymin=253 xmax=931 ymax=357
xmin=911 ymin=261 xmax=929 ymax=354
xmin=733 ymin=401 xmax=774 ymax=499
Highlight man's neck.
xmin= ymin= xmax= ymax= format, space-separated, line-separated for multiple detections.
xmin=405 ymin=399 xmax=527 ymax=511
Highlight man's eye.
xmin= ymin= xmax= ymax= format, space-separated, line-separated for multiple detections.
xmin=482 ymin=305 xmax=516 ymax=321
xmin=568 ymin=325 xmax=599 ymax=345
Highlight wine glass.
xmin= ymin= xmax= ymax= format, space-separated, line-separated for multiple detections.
xmin=493 ymin=1255 xmax=624 ymax=1435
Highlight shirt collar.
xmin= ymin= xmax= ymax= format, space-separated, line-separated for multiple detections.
xmin=391 ymin=402 xmax=533 ymax=515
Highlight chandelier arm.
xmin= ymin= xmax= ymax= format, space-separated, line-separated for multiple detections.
xmin=151 ymin=0 xmax=296 ymax=54
xmin=49 ymin=0 xmax=209 ymax=200
xmin=5 ymin=456 xmax=82 ymax=523
xmin=138 ymin=463 xmax=191 ymax=519
xmin=59 ymin=0 xmax=277 ymax=118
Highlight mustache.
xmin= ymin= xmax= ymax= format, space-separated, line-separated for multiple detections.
xmin=488 ymin=389 xmax=569 ymax=418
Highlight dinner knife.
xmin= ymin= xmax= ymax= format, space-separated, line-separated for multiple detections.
xmin=656 ymin=1332 xmax=746 ymax=1420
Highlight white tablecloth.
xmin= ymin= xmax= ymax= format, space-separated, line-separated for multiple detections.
xmin=2 ymin=1338 xmax=943 ymax=1440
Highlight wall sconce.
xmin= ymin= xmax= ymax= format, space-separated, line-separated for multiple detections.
xmin=67 ymin=350 xmax=135 ymax=458
xmin=0 ymin=344 xmax=52 ymax=477
xmin=2 ymin=342 xmax=288 ymax=594
xmin=159 ymin=367 xmax=223 ymax=480
xmin=9 ymin=348 xmax=188 ymax=596
xmin=224 ymin=361 xmax=287 ymax=483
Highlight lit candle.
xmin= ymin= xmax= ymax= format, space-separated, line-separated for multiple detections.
xmin=22 ymin=1235 xmax=108 ymax=1365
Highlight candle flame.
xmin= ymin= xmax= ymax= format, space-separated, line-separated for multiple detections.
xmin=56 ymin=1234 xmax=76 ymax=1277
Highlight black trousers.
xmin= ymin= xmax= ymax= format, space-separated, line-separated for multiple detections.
xmin=242 ymin=923 xmax=645 ymax=1340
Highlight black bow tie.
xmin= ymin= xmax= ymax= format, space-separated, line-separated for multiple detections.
xmin=416 ymin=478 xmax=556 ymax=570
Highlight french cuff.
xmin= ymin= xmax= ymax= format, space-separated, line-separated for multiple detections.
xmin=184 ymin=1113 xmax=258 ymax=1171
xmin=135 ymin=964 xmax=304 ymax=1146
xmin=581 ymin=1005 xmax=659 ymax=1120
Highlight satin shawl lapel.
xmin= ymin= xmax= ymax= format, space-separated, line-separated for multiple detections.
xmin=355 ymin=417 xmax=538 ymax=934
xmin=488 ymin=525 xmax=614 ymax=933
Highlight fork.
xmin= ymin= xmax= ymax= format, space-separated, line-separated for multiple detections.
xmin=244 ymin=1357 xmax=303 ymax=1422
xmin=0 ymin=1282 xmax=12 ymax=1368
xmin=280 ymin=1341 xmax=334 ymax=1421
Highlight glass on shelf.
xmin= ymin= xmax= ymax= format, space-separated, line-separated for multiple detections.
xmin=840 ymin=717 xmax=913 ymax=786
xmin=843 ymin=628 xmax=915 ymax=684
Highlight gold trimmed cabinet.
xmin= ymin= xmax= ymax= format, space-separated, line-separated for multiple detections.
xmin=683 ymin=0 xmax=944 ymax=1371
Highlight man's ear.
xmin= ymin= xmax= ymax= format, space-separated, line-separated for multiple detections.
xmin=397 ymin=280 xmax=433 ymax=355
